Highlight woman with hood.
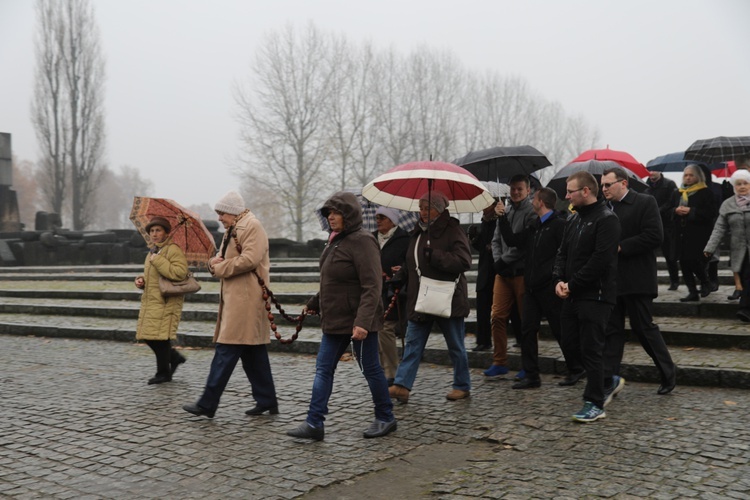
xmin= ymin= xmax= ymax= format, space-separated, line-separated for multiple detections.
xmin=287 ymin=191 xmax=396 ymax=441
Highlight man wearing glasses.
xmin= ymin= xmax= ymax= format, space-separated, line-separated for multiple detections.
xmin=600 ymin=167 xmax=676 ymax=399
xmin=553 ymin=171 xmax=620 ymax=423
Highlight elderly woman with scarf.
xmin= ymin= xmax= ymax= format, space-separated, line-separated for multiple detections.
xmin=704 ymin=169 xmax=750 ymax=321
xmin=388 ymin=191 xmax=473 ymax=404
xmin=672 ymin=164 xmax=718 ymax=302
xmin=134 ymin=216 xmax=189 ymax=385
xmin=287 ymin=191 xmax=396 ymax=441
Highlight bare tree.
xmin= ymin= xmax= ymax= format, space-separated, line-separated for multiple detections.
xmin=31 ymin=0 xmax=106 ymax=230
xmin=235 ymin=24 xmax=336 ymax=242
xmin=88 ymin=165 xmax=153 ymax=230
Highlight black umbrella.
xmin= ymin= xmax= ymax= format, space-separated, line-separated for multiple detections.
xmin=684 ymin=136 xmax=750 ymax=164
xmin=453 ymin=145 xmax=551 ymax=184
xmin=546 ymin=160 xmax=648 ymax=200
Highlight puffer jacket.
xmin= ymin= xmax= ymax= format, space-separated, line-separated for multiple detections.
xmin=136 ymin=242 xmax=189 ymax=341
xmin=704 ymin=196 xmax=750 ymax=272
xmin=307 ymin=192 xmax=384 ymax=334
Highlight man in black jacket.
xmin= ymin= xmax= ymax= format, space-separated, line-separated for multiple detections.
xmin=497 ymin=188 xmax=583 ymax=389
xmin=554 ymin=171 xmax=620 ymax=423
xmin=601 ymin=168 xmax=677 ymax=397
xmin=646 ymin=171 xmax=680 ymax=290
xmin=467 ymin=199 xmax=499 ymax=351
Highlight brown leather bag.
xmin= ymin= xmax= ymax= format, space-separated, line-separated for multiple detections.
xmin=158 ymin=272 xmax=201 ymax=297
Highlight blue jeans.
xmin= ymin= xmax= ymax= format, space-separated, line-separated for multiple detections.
xmin=393 ymin=317 xmax=471 ymax=392
xmin=197 ymin=343 xmax=277 ymax=412
xmin=306 ymin=332 xmax=394 ymax=428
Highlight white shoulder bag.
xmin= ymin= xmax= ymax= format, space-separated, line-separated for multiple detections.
xmin=413 ymin=234 xmax=458 ymax=318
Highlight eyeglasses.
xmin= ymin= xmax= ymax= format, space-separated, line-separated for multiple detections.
xmin=601 ymin=180 xmax=625 ymax=189
xmin=566 ymin=187 xmax=584 ymax=195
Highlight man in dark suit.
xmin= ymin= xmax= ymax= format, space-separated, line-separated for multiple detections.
xmin=467 ymin=198 xmax=499 ymax=351
xmin=645 ymin=170 xmax=680 ymax=290
xmin=601 ymin=167 xmax=677 ymax=399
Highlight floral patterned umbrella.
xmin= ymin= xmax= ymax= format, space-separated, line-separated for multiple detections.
xmin=129 ymin=197 xmax=216 ymax=265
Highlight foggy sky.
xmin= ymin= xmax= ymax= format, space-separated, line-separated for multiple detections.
xmin=1 ymin=0 xmax=748 ymax=208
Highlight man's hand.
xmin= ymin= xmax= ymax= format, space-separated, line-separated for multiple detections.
xmin=555 ymin=281 xmax=570 ymax=299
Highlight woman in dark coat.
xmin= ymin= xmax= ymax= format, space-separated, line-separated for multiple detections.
xmin=672 ymin=164 xmax=718 ymax=301
xmin=287 ymin=192 xmax=396 ymax=441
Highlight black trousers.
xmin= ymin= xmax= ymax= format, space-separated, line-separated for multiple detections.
xmin=144 ymin=339 xmax=182 ymax=378
xmin=475 ymin=288 xmax=493 ymax=347
xmin=560 ymin=299 xmax=613 ymax=410
xmin=602 ymin=295 xmax=676 ymax=386
xmin=661 ymin=239 xmax=680 ymax=284
xmin=197 ymin=343 xmax=277 ymax=413
xmin=520 ymin=284 xmax=582 ymax=378
xmin=680 ymin=258 xmax=710 ymax=293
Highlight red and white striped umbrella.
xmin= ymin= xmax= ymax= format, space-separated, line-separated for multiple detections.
xmin=362 ymin=161 xmax=495 ymax=213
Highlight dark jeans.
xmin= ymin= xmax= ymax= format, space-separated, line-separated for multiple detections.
xmin=144 ymin=339 xmax=181 ymax=378
xmin=603 ymin=295 xmax=676 ymax=386
xmin=475 ymin=288 xmax=493 ymax=346
xmin=197 ymin=343 xmax=277 ymax=413
xmin=560 ymin=299 xmax=613 ymax=409
xmin=306 ymin=332 xmax=393 ymax=428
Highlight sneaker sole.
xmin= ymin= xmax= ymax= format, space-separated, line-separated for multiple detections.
xmin=604 ymin=377 xmax=626 ymax=407
xmin=571 ymin=411 xmax=606 ymax=423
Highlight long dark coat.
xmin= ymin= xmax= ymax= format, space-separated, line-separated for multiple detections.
xmin=374 ymin=226 xmax=410 ymax=322
xmin=671 ymin=187 xmax=718 ymax=261
xmin=611 ymin=190 xmax=663 ymax=297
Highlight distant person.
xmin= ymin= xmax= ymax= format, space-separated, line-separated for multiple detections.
xmin=704 ymin=169 xmax=750 ymax=322
xmin=646 ymin=170 xmax=680 ymax=290
xmin=554 ymin=172 xmax=620 ymax=423
xmin=134 ymin=216 xmax=188 ymax=385
xmin=467 ymin=198 xmax=499 ymax=351
xmin=183 ymin=191 xmax=279 ymax=419
xmin=287 ymin=192 xmax=396 ymax=441
xmin=672 ymin=165 xmax=718 ymax=302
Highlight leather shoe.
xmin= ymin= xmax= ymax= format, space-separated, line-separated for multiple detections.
xmin=657 ymin=382 xmax=676 ymax=395
xmin=668 ymin=282 xmax=679 ymax=291
xmin=148 ymin=374 xmax=171 ymax=385
xmin=699 ymin=287 xmax=711 ymax=298
xmin=728 ymin=289 xmax=742 ymax=300
xmin=182 ymin=402 xmax=215 ymax=418
xmin=245 ymin=405 xmax=279 ymax=416
xmin=363 ymin=419 xmax=397 ymax=438
xmin=737 ymin=309 xmax=750 ymax=322
xmin=512 ymin=378 xmax=541 ymax=390
xmin=558 ymin=371 xmax=586 ymax=386
xmin=472 ymin=344 xmax=491 ymax=352
xmin=679 ymin=292 xmax=700 ymax=302
xmin=389 ymin=384 xmax=410 ymax=403
xmin=170 ymin=354 xmax=186 ymax=376
xmin=446 ymin=389 xmax=470 ymax=400
xmin=287 ymin=422 xmax=324 ymax=441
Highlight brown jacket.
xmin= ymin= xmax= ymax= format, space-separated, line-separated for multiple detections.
xmin=306 ymin=192 xmax=384 ymax=334
xmin=211 ymin=210 xmax=271 ymax=345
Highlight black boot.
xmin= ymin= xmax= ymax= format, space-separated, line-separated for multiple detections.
xmin=680 ymin=292 xmax=700 ymax=302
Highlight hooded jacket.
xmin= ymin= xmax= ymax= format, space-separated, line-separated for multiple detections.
xmin=306 ymin=192 xmax=384 ymax=334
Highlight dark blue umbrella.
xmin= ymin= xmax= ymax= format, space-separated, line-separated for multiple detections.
xmin=646 ymin=152 xmax=709 ymax=172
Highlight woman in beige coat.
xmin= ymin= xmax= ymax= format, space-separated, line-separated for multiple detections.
xmin=183 ymin=191 xmax=278 ymax=419
xmin=134 ymin=216 xmax=189 ymax=385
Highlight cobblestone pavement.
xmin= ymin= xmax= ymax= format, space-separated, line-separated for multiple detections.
xmin=2 ymin=334 xmax=750 ymax=499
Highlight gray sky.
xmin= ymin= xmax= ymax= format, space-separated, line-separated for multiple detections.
xmin=1 ymin=0 xmax=748 ymax=208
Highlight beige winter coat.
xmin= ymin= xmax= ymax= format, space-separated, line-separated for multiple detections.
xmin=210 ymin=210 xmax=271 ymax=345
xmin=136 ymin=242 xmax=189 ymax=341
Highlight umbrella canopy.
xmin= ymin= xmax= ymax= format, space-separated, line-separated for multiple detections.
xmin=546 ymin=160 xmax=648 ymax=200
xmin=452 ymin=145 xmax=551 ymax=184
xmin=572 ymin=147 xmax=650 ymax=178
xmin=130 ymin=197 xmax=216 ymax=265
xmin=684 ymin=136 xmax=750 ymax=164
xmin=646 ymin=152 xmax=736 ymax=178
xmin=314 ymin=188 xmax=420 ymax=233
xmin=362 ymin=161 xmax=495 ymax=213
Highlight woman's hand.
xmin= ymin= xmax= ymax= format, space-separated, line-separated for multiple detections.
xmin=209 ymin=256 xmax=224 ymax=267
xmin=134 ymin=276 xmax=145 ymax=289
xmin=675 ymin=206 xmax=691 ymax=216
xmin=352 ymin=326 xmax=368 ymax=341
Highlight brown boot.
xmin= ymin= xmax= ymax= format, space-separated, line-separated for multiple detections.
xmin=388 ymin=384 xmax=410 ymax=403
xmin=446 ymin=389 xmax=470 ymax=401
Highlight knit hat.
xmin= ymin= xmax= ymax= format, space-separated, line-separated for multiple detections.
xmin=375 ymin=206 xmax=400 ymax=226
xmin=145 ymin=216 xmax=171 ymax=234
xmin=214 ymin=191 xmax=246 ymax=215
xmin=419 ymin=190 xmax=449 ymax=213
xmin=730 ymin=168 xmax=750 ymax=186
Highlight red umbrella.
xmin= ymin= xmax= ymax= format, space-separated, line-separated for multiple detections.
xmin=361 ymin=161 xmax=495 ymax=213
xmin=130 ymin=197 xmax=216 ymax=265
xmin=572 ymin=147 xmax=650 ymax=179
xmin=712 ymin=161 xmax=737 ymax=178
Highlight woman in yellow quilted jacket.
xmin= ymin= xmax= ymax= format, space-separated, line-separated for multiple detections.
xmin=134 ymin=216 xmax=189 ymax=385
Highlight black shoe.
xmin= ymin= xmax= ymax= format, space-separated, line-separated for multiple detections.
xmin=737 ymin=309 xmax=750 ymax=322
xmin=728 ymin=289 xmax=742 ymax=300
xmin=148 ymin=374 xmax=172 ymax=385
xmin=710 ymin=281 xmax=719 ymax=292
xmin=657 ymin=382 xmax=676 ymax=395
xmin=472 ymin=344 xmax=491 ymax=352
xmin=668 ymin=282 xmax=679 ymax=291
xmin=182 ymin=402 xmax=215 ymax=418
xmin=170 ymin=354 xmax=186 ymax=376
xmin=287 ymin=422 xmax=324 ymax=441
xmin=245 ymin=405 xmax=279 ymax=416
xmin=680 ymin=292 xmax=700 ymax=302
xmin=558 ymin=371 xmax=586 ymax=386
xmin=363 ymin=419 xmax=397 ymax=438
xmin=512 ymin=378 xmax=541 ymax=390
xmin=699 ymin=287 xmax=711 ymax=298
